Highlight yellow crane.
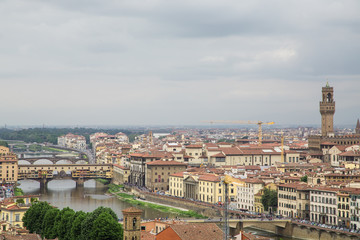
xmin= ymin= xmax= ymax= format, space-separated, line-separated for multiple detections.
xmin=204 ymin=120 xmax=275 ymax=145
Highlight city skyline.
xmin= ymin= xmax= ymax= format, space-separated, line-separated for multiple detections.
xmin=0 ymin=1 xmax=359 ymax=126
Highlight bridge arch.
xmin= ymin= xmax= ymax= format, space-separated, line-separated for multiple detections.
xmin=33 ymin=159 xmax=53 ymax=165
xmin=18 ymin=160 xmax=31 ymax=165
xmin=76 ymin=160 xmax=87 ymax=164
xmin=56 ymin=159 xmax=73 ymax=165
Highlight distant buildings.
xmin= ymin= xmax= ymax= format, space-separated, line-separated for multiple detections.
xmin=57 ymin=133 xmax=86 ymax=151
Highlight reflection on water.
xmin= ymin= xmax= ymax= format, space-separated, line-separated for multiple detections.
xmin=244 ymin=227 xmax=295 ymax=240
xmin=18 ymin=179 xmax=178 ymax=220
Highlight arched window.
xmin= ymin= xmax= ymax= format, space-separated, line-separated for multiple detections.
xmin=327 ymin=93 xmax=332 ymax=102
xmin=133 ymin=217 xmax=137 ymax=230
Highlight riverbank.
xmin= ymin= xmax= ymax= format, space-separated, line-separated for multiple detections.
xmin=108 ymin=184 xmax=207 ymax=219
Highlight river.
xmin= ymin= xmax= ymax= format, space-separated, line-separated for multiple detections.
xmin=18 ymin=179 xmax=295 ymax=239
xmin=18 ymin=179 xmax=178 ymax=220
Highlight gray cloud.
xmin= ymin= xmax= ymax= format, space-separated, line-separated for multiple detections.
xmin=0 ymin=0 xmax=359 ymax=126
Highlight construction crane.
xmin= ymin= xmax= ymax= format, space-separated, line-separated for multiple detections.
xmin=204 ymin=120 xmax=275 ymax=145
xmin=222 ymin=175 xmax=245 ymax=240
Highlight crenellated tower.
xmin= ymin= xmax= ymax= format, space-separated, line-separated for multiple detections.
xmin=320 ymin=82 xmax=335 ymax=137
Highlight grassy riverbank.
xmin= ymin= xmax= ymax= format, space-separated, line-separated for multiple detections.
xmin=96 ymin=178 xmax=111 ymax=185
xmin=108 ymin=184 xmax=207 ymax=219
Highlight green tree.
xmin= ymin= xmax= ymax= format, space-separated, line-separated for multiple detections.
xmin=54 ymin=207 xmax=75 ymax=240
xmin=261 ymin=188 xmax=278 ymax=212
xmin=301 ymin=175 xmax=308 ymax=183
xmin=70 ymin=211 xmax=88 ymax=240
xmin=23 ymin=201 xmax=52 ymax=235
xmin=42 ymin=208 xmax=60 ymax=239
xmin=81 ymin=207 xmax=118 ymax=240
xmin=0 ymin=140 xmax=8 ymax=147
xmin=90 ymin=212 xmax=123 ymax=240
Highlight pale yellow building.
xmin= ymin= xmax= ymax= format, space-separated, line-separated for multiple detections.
xmin=0 ymin=195 xmax=39 ymax=228
xmin=0 ymin=147 xmax=18 ymax=183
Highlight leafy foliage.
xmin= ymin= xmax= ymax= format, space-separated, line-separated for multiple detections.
xmin=0 ymin=140 xmax=8 ymax=147
xmin=90 ymin=212 xmax=123 ymax=240
xmin=261 ymin=188 xmax=278 ymax=212
xmin=301 ymin=175 xmax=308 ymax=183
xmin=0 ymin=128 xmax=136 ymax=144
xmin=23 ymin=201 xmax=53 ymax=235
xmin=42 ymin=208 xmax=60 ymax=239
xmin=81 ymin=207 xmax=118 ymax=240
xmin=70 ymin=211 xmax=88 ymax=240
xmin=23 ymin=202 xmax=123 ymax=240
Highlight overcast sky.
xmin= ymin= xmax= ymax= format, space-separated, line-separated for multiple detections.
xmin=0 ymin=0 xmax=359 ymax=127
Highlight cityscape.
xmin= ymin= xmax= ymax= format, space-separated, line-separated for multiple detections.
xmin=1 ymin=1 xmax=360 ymax=240
xmin=0 ymin=84 xmax=359 ymax=240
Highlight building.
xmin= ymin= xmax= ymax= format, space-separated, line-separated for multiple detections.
xmin=129 ymin=152 xmax=174 ymax=187
xmin=57 ymin=133 xmax=86 ymax=151
xmin=308 ymin=83 xmax=360 ymax=153
xmin=122 ymin=207 xmax=142 ymax=240
xmin=0 ymin=147 xmax=18 ymax=184
xmin=320 ymin=83 xmax=335 ymax=137
xmin=113 ymin=164 xmax=130 ymax=185
xmin=278 ymin=182 xmax=308 ymax=218
xmin=237 ymin=179 xmax=264 ymax=212
xmin=145 ymin=160 xmax=187 ymax=192
xmin=310 ymin=187 xmax=338 ymax=226
xmin=350 ymin=189 xmax=360 ymax=230
xmin=337 ymin=190 xmax=351 ymax=228
xmin=0 ymin=195 xmax=39 ymax=228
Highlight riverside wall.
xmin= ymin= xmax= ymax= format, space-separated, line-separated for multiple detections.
xmin=129 ymin=188 xmax=222 ymax=218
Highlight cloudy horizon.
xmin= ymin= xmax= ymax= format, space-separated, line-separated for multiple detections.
xmin=1 ymin=0 xmax=359 ymax=126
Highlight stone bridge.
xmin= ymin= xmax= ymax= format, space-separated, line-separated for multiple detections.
xmin=18 ymin=157 xmax=88 ymax=165
xmin=18 ymin=164 xmax=113 ymax=188
xmin=187 ymin=219 xmax=360 ymax=240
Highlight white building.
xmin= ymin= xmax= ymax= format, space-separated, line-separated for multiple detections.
xmin=310 ymin=187 xmax=338 ymax=226
xmin=237 ymin=179 xmax=264 ymax=212
xmin=57 ymin=133 xmax=86 ymax=151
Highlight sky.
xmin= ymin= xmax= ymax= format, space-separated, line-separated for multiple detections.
xmin=0 ymin=0 xmax=359 ymax=127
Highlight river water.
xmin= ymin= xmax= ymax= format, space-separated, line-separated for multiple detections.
xmin=18 ymin=179 xmax=177 ymax=220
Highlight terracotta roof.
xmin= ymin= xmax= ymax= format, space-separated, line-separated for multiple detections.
xmin=198 ymin=174 xmax=221 ymax=182
xmin=186 ymin=144 xmax=203 ymax=148
xmin=141 ymin=231 xmax=156 ymax=240
xmin=122 ymin=207 xmax=143 ymax=213
xmin=220 ymin=147 xmax=243 ymax=155
xmin=170 ymin=172 xmax=185 ymax=177
xmin=146 ymin=160 xmax=187 ymax=166
xmin=158 ymin=223 xmax=223 ymax=240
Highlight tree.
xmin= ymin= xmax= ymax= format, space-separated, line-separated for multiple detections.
xmin=70 ymin=211 xmax=88 ymax=240
xmin=81 ymin=207 xmax=118 ymax=240
xmin=54 ymin=207 xmax=75 ymax=240
xmin=90 ymin=212 xmax=123 ymax=240
xmin=0 ymin=140 xmax=8 ymax=147
xmin=301 ymin=175 xmax=308 ymax=183
xmin=42 ymin=208 xmax=60 ymax=239
xmin=23 ymin=202 xmax=52 ymax=235
xmin=261 ymin=188 xmax=278 ymax=212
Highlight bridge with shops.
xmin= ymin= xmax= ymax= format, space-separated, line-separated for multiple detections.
xmin=18 ymin=164 xmax=113 ymax=188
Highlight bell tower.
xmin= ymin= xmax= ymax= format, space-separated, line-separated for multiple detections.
xmin=122 ymin=207 xmax=142 ymax=240
xmin=320 ymin=82 xmax=335 ymax=137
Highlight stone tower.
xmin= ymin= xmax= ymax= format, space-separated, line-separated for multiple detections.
xmin=356 ymin=119 xmax=360 ymax=134
xmin=320 ymin=82 xmax=335 ymax=137
xmin=122 ymin=207 xmax=142 ymax=240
